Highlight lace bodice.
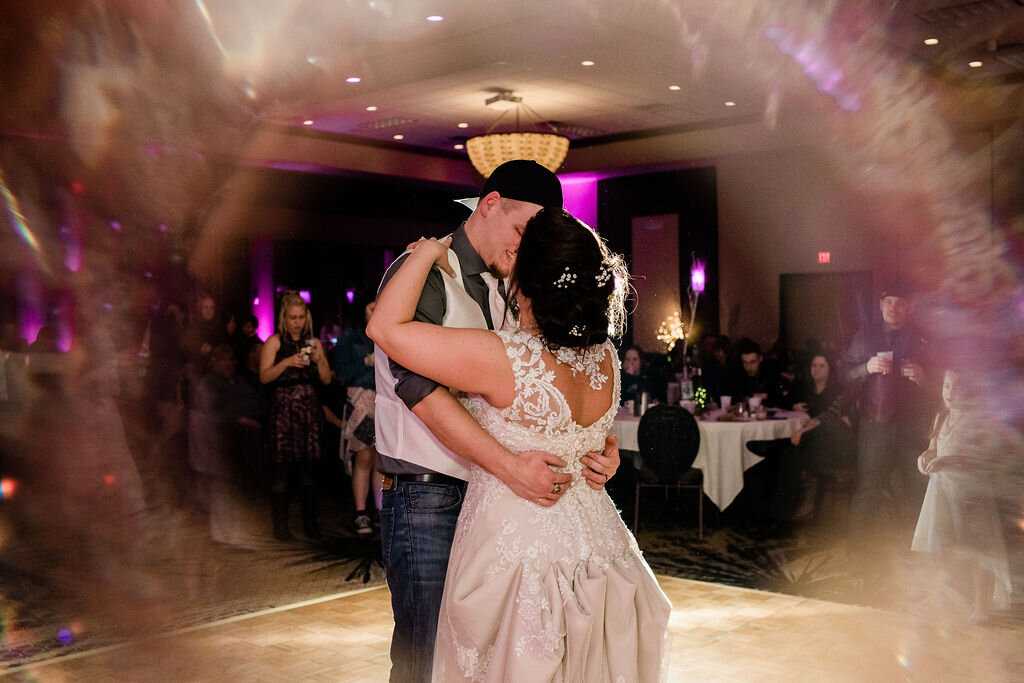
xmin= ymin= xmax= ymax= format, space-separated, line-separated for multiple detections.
xmin=438 ymin=330 xmax=670 ymax=682
xmin=459 ymin=329 xmax=619 ymax=482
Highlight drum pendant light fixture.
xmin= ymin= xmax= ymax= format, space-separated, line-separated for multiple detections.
xmin=466 ymin=90 xmax=569 ymax=178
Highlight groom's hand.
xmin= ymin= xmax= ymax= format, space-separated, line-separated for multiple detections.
xmin=504 ymin=451 xmax=571 ymax=507
xmin=580 ymin=435 xmax=620 ymax=491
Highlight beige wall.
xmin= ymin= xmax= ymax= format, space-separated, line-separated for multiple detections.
xmin=712 ymin=124 xmax=1016 ymax=350
xmin=715 ymin=147 xmax=906 ymax=348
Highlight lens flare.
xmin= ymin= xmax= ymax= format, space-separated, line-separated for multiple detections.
xmin=0 ymin=167 xmax=40 ymax=254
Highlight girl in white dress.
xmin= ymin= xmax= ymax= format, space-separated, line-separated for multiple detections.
xmin=370 ymin=208 xmax=671 ymax=682
xmin=912 ymin=370 xmax=1012 ymax=622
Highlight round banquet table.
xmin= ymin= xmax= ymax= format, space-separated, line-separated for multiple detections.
xmin=610 ymin=407 xmax=809 ymax=510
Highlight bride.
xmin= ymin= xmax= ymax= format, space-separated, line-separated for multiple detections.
xmin=368 ymin=207 xmax=671 ymax=682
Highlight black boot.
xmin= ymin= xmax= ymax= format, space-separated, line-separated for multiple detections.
xmin=299 ymin=486 xmax=322 ymax=540
xmin=271 ymin=492 xmax=294 ymax=541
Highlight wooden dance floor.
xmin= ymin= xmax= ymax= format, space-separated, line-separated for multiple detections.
xmin=14 ymin=576 xmax=1018 ymax=681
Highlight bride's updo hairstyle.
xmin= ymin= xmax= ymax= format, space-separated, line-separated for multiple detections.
xmin=509 ymin=207 xmax=629 ymax=350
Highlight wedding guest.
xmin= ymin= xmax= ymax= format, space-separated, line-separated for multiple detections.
xmin=728 ymin=337 xmax=786 ymax=407
xmin=620 ymin=344 xmax=647 ymax=406
xmin=700 ymin=334 xmax=732 ymax=405
xmin=912 ymin=370 xmax=1012 ymax=622
xmin=260 ymin=291 xmax=331 ymax=541
xmin=770 ymin=352 xmax=854 ymax=521
xmin=183 ymin=294 xmax=226 ymax=373
xmin=188 ymin=345 xmax=263 ymax=546
xmin=844 ymin=279 xmax=933 ymax=544
xmin=334 ymin=299 xmax=381 ymax=536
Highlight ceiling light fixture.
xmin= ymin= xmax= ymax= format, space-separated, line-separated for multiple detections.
xmin=466 ymin=90 xmax=569 ymax=178
xmin=969 ymin=60 xmax=983 ymax=68
xmin=426 ymin=15 xmax=443 ymax=22
xmin=923 ymin=38 xmax=939 ymax=46
xmin=581 ymin=60 xmax=595 ymax=66
xmin=724 ymin=101 xmax=736 ymax=107
xmin=303 ymin=119 xmax=314 ymax=125
xmin=346 ymin=76 xmax=361 ymax=83
xmin=457 ymin=122 xmax=469 ymax=128
xmin=366 ymin=105 xmax=377 ymax=111
xmin=669 ymin=85 xmax=681 ymax=91
xmin=454 ymin=144 xmax=464 ymax=150
xmin=393 ymin=134 xmax=404 ymax=140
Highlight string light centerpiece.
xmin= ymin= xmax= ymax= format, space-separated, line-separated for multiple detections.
xmin=656 ymin=311 xmax=685 ymax=352
xmin=656 ymin=255 xmax=706 ymax=404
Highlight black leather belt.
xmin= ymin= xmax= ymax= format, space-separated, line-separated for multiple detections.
xmin=380 ymin=472 xmax=464 ymax=491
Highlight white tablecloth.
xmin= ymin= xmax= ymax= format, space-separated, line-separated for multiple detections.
xmin=609 ymin=408 xmax=809 ymax=510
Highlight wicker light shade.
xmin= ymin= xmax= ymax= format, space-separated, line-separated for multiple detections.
xmin=466 ymin=132 xmax=569 ymax=178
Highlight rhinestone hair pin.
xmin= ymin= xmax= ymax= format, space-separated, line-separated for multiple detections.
xmin=554 ymin=266 xmax=578 ymax=289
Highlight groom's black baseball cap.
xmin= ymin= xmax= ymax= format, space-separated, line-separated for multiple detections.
xmin=457 ymin=159 xmax=563 ymax=211
xmin=480 ymin=159 xmax=563 ymax=208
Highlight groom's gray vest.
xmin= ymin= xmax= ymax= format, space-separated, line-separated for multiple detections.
xmin=373 ymin=248 xmax=490 ymax=479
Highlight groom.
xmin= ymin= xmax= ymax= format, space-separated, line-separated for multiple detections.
xmin=374 ymin=159 xmax=621 ymax=682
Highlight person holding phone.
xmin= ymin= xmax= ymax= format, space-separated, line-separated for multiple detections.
xmin=260 ymin=291 xmax=332 ymax=541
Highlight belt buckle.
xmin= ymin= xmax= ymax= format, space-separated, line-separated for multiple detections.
xmin=381 ymin=475 xmax=394 ymax=492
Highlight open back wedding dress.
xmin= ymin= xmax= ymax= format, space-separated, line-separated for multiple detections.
xmin=432 ymin=329 xmax=671 ymax=683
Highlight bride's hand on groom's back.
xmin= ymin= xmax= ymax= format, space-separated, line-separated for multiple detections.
xmin=580 ymin=435 xmax=620 ymax=491
xmin=504 ymin=451 xmax=571 ymax=507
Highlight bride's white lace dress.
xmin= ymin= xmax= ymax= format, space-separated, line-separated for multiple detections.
xmin=432 ymin=330 xmax=671 ymax=682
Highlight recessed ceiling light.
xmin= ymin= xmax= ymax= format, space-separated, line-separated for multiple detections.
xmin=426 ymin=15 xmax=443 ymax=22
xmin=968 ymin=60 xmax=983 ymax=68
xmin=454 ymin=144 xmax=464 ymax=150
xmin=366 ymin=105 xmax=378 ymax=112
xmin=302 ymin=119 xmax=314 ymax=125
xmin=724 ymin=101 xmax=736 ymax=107
xmin=346 ymin=76 xmax=361 ymax=83
xmin=457 ymin=122 xmax=469 ymax=128
xmin=923 ymin=38 xmax=939 ymax=46
xmin=669 ymin=85 xmax=681 ymax=91
xmin=581 ymin=60 xmax=595 ymax=66
xmin=393 ymin=134 xmax=404 ymax=140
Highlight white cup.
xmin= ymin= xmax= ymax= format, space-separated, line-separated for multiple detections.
xmin=876 ymin=350 xmax=894 ymax=374
xmin=720 ymin=395 xmax=732 ymax=409
xmin=747 ymin=396 xmax=762 ymax=411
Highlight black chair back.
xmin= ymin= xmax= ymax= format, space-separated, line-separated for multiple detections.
xmin=637 ymin=404 xmax=701 ymax=483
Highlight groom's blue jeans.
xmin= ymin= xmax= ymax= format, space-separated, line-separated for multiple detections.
xmin=379 ymin=477 xmax=467 ymax=683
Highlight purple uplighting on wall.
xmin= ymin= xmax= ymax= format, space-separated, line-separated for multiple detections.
xmin=299 ymin=290 xmax=311 ymax=304
xmin=250 ymin=239 xmax=274 ymax=341
xmin=346 ymin=289 xmax=355 ymax=304
xmin=559 ymin=174 xmax=600 ymax=231
xmin=16 ymin=271 xmax=44 ymax=344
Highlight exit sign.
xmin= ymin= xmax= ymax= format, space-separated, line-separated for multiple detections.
xmin=818 ymin=251 xmax=831 ymax=264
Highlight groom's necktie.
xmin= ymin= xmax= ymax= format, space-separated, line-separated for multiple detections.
xmin=479 ymin=272 xmax=507 ymax=331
